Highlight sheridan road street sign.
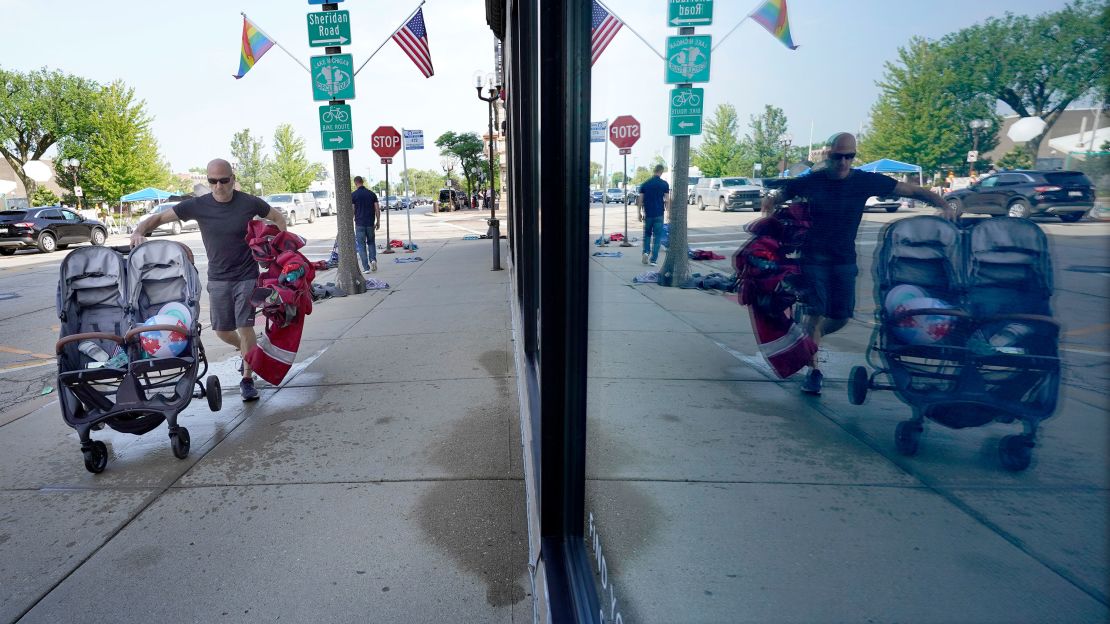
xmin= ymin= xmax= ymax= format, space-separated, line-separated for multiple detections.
xmin=668 ymin=0 xmax=713 ymax=27
xmin=307 ymin=11 xmax=351 ymax=47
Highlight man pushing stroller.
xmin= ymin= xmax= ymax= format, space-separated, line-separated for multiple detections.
xmin=761 ymin=132 xmax=950 ymax=395
xmin=130 ymin=159 xmax=287 ymax=401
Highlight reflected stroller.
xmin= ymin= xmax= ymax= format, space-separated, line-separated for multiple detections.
xmin=848 ymin=216 xmax=1060 ymax=471
xmin=55 ymin=240 xmax=221 ymax=473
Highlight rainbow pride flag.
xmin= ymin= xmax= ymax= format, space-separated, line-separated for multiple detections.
xmin=749 ymin=0 xmax=799 ymax=50
xmin=234 ymin=16 xmax=274 ymax=79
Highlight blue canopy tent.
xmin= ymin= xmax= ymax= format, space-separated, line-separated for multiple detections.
xmin=857 ymin=158 xmax=923 ymax=186
xmin=120 ymin=187 xmax=172 ymax=203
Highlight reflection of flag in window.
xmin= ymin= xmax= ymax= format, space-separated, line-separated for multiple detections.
xmin=591 ymin=0 xmax=623 ymax=66
xmin=749 ymin=0 xmax=799 ymax=50
xmin=392 ymin=8 xmax=434 ymax=78
xmin=233 ymin=17 xmax=275 ymax=79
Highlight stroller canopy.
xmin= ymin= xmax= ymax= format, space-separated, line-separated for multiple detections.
xmin=120 ymin=187 xmax=172 ymax=202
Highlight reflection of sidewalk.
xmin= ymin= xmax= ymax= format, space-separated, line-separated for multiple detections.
xmin=0 ymin=238 xmax=530 ymax=622
xmin=585 ymin=245 xmax=1109 ymax=622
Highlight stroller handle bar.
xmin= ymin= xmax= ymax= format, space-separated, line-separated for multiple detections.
xmin=978 ymin=313 xmax=1060 ymax=330
xmin=56 ymin=332 xmax=126 ymax=355
xmin=122 ymin=324 xmax=194 ymax=343
xmin=889 ymin=307 xmax=972 ymax=325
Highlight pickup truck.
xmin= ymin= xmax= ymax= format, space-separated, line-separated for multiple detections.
xmin=695 ymin=177 xmax=763 ymax=212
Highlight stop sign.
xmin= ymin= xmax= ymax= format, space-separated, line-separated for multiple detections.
xmin=371 ymin=126 xmax=402 ymax=158
xmin=609 ymin=115 xmax=641 ymax=150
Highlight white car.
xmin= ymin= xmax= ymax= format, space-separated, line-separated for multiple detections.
xmin=865 ymin=196 xmax=902 ymax=213
xmin=145 ymin=202 xmax=198 ymax=236
xmin=263 ymin=193 xmax=319 ymax=226
xmin=310 ymin=190 xmax=336 ymax=216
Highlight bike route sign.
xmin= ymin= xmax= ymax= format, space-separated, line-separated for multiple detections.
xmin=668 ymin=0 xmax=713 ymax=27
xmin=307 ymin=11 xmax=351 ymax=47
xmin=310 ymin=54 xmax=355 ymax=101
xmin=318 ymin=104 xmax=353 ymax=151
xmin=665 ymin=35 xmax=712 ymax=84
xmin=669 ymin=87 xmax=703 ymax=136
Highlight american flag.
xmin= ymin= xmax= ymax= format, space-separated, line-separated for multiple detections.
xmin=591 ymin=0 xmax=623 ymax=66
xmin=392 ymin=8 xmax=434 ymax=78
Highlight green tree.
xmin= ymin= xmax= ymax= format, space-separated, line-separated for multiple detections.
xmin=230 ymin=129 xmax=269 ymax=195
xmin=435 ymin=131 xmax=485 ymax=196
xmin=693 ymin=104 xmax=743 ymax=177
xmin=265 ymin=124 xmax=318 ymax=192
xmin=589 ymin=161 xmax=603 ymax=188
xmin=630 ymin=165 xmax=653 ymax=186
xmin=742 ymin=105 xmax=792 ymax=176
xmin=30 ymin=186 xmax=58 ymax=206
xmin=78 ymin=81 xmax=172 ymax=205
xmin=0 ymin=67 xmax=100 ymax=197
xmin=996 ymin=147 xmax=1034 ymax=170
xmin=940 ymin=0 xmax=1107 ymax=161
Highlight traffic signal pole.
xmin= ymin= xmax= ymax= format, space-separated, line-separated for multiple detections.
xmin=381 ymin=163 xmax=394 ymax=254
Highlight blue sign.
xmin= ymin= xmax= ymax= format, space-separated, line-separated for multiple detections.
xmin=308 ymin=0 xmax=343 ymax=4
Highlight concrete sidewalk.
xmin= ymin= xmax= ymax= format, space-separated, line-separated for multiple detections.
xmin=0 ymin=238 xmax=529 ymax=623
xmin=584 ymin=248 xmax=1109 ymax=623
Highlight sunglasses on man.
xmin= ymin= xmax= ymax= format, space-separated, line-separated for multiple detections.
xmin=829 ymin=153 xmax=856 ymax=161
xmin=207 ymin=177 xmax=233 ymax=185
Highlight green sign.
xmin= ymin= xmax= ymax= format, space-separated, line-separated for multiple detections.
xmin=310 ymin=54 xmax=355 ymax=101
xmin=669 ymin=88 xmax=703 ymax=136
xmin=319 ymin=104 xmax=353 ymax=151
xmin=668 ymin=0 xmax=713 ymax=27
xmin=307 ymin=11 xmax=351 ymax=47
xmin=665 ymin=35 xmax=712 ymax=84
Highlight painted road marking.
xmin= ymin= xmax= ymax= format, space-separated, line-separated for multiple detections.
xmin=0 ymin=345 xmax=54 ymax=359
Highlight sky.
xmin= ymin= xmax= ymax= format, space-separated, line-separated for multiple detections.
xmin=0 ymin=0 xmax=1075 ymax=188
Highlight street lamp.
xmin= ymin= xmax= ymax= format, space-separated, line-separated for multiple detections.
xmin=968 ymin=119 xmax=992 ymax=176
xmin=62 ymin=158 xmax=81 ymax=209
xmin=475 ymin=70 xmax=503 ymax=271
xmin=779 ymin=134 xmax=793 ymax=176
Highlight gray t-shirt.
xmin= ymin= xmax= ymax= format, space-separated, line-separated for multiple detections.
xmin=174 ymin=190 xmax=271 ymax=281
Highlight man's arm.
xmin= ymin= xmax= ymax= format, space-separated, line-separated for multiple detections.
xmin=374 ymin=201 xmax=381 ymax=230
xmin=636 ymin=192 xmax=644 ymax=221
xmin=129 ymin=207 xmax=180 ymax=247
xmin=894 ymin=181 xmax=952 ymax=219
xmin=761 ymin=186 xmax=798 ymax=216
xmin=264 ymin=207 xmax=288 ymax=231
xmin=663 ymin=191 xmax=671 ymax=215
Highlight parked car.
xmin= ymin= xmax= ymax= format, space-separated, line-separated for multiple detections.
xmin=604 ymin=188 xmax=624 ymax=204
xmin=263 ymin=193 xmax=319 ymax=226
xmin=626 ymin=186 xmax=639 ymax=203
xmin=943 ymin=170 xmax=1095 ymax=222
xmin=310 ymin=190 xmax=336 ymax=216
xmin=865 ymin=195 xmax=902 ymax=213
xmin=695 ymin=177 xmax=763 ymax=212
xmin=687 ymin=176 xmax=701 ymax=205
xmin=141 ymin=202 xmax=200 ymax=235
xmin=590 ymin=190 xmax=604 ymax=204
xmin=438 ymin=188 xmax=466 ymax=212
xmin=0 ymin=206 xmax=107 ymax=255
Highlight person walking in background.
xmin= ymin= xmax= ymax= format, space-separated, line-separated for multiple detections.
xmin=130 ymin=158 xmax=286 ymax=401
xmin=352 ymin=176 xmax=380 ymax=273
xmin=762 ymin=132 xmax=949 ymax=395
xmin=637 ymin=164 xmax=670 ymax=267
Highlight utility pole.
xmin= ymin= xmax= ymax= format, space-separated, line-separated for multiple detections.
xmin=660 ymin=24 xmax=696 ymax=287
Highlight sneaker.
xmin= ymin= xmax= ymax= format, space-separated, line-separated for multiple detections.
xmin=801 ymin=369 xmax=823 ymax=395
xmin=649 ymin=261 xmax=658 ymax=266
xmin=371 ymin=260 xmax=378 ymax=272
xmin=240 ymin=378 xmax=260 ymax=402
xmin=362 ymin=267 xmax=373 ymax=274
xmin=642 ymin=253 xmax=649 ymax=265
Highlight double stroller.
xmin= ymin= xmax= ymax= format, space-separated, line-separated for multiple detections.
xmin=55 ymin=240 xmax=221 ymax=473
xmin=849 ymin=216 xmax=1060 ymax=471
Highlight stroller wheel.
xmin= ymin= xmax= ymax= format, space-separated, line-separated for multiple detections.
xmin=894 ymin=421 xmax=922 ymax=457
xmin=82 ymin=441 xmax=108 ymax=474
xmin=848 ymin=366 xmax=869 ymax=405
xmin=170 ymin=427 xmax=191 ymax=459
xmin=206 ymin=375 xmax=222 ymax=412
xmin=998 ymin=435 xmax=1033 ymax=472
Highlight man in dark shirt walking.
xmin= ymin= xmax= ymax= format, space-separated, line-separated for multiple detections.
xmin=762 ymin=132 xmax=949 ymax=395
xmin=131 ymin=158 xmax=287 ymax=401
xmin=351 ymin=177 xmax=381 ymax=273
xmin=637 ymin=164 xmax=670 ymax=266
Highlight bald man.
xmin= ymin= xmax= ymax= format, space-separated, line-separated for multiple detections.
xmin=761 ymin=133 xmax=949 ymax=395
xmin=131 ymin=158 xmax=287 ymax=402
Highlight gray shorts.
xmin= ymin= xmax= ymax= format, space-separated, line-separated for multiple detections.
xmin=802 ymin=263 xmax=859 ymax=320
xmin=207 ymin=279 xmax=257 ymax=331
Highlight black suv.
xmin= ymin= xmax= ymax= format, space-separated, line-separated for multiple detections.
xmin=944 ymin=170 xmax=1094 ymax=222
xmin=0 ymin=206 xmax=107 ymax=255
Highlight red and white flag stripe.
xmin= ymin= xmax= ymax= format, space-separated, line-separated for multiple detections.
xmin=392 ymin=8 xmax=434 ymax=78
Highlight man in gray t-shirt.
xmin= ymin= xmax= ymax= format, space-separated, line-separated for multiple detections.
xmin=132 ymin=158 xmax=287 ymax=401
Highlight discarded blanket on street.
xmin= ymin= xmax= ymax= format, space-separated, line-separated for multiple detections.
xmin=735 ymin=202 xmax=817 ymax=379
xmin=678 ymin=272 xmax=738 ymax=291
xmin=244 ymin=221 xmax=324 ymax=385
xmin=609 ymin=232 xmax=624 ymax=241
xmin=389 ymin=239 xmax=404 ymax=248
xmin=632 ymin=271 xmax=660 ymax=284
xmin=592 ymin=251 xmax=623 ymax=258
xmin=365 ymin=278 xmax=389 ymax=290
xmin=393 ymin=256 xmax=423 ymax=264
xmin=689 ymin=249 xmax=727 ymax=260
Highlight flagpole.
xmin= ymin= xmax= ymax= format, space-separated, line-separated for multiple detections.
xmin=596 ymin=0 xmax=665 ymax=61
xmin=354 ymin=0 xmax=427 ymax=76
xmin=241 ymin=12 xmax=311 ymax=74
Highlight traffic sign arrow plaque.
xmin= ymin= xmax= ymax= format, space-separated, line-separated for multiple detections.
xmin=669 ymin=87 xmax=704 ymax=136
xmin=319 ymin=105 xmax=353 ymax=151
xmin=307 ymin=11 xmax=351 ymax=47
xmin=668 ymin=0 xmax=713 ymax=27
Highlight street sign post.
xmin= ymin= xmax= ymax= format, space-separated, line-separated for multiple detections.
xmin=74 ymin=186 xmax=83 ymax=197
xmin=310 ymin=54 xmax=355 ymax=101
xmin=667 ymin=0 xmax=713 ymax=27
xmin=403 ymin=129 xmax=424 ymax=150
xmin=669 ymin=87 xmax=704 ymax=136
xmin=307 ymin=11 xmax=351 ymax=47
xmin=665 ymin=35 xmax=712 ymax=84
xmin=318 ymin=104 xmax=353 ymax=151
xmin=609 ymin=116 xmax=640 ymax=248
xmin=372 ymin=126 xmax=402 ymax=253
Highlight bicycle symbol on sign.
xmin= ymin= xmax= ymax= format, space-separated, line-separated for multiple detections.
xmin=322 ymin=109 xmax=350 ymax=123
xmin=671 ymin=91 xmax=701 ymax=108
